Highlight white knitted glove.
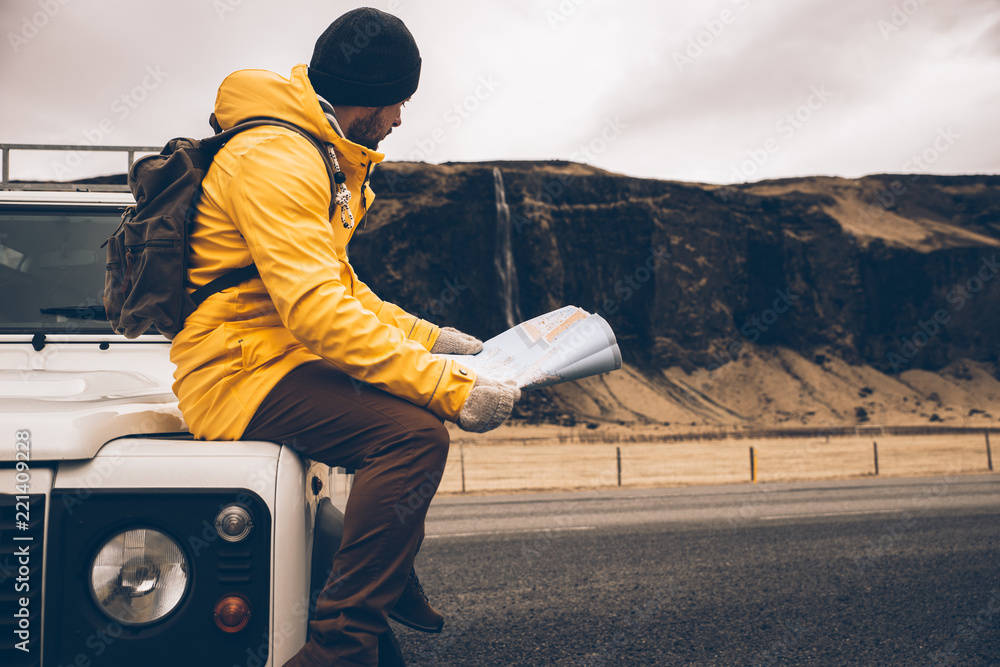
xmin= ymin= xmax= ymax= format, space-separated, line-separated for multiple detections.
xmin=431 ymin=327 xmax=484 ymax=355
xmin=458 ymin=374 xmax=521 ymax=433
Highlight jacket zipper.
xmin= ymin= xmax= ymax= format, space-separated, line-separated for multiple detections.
xmin=360 ymin=161 xmax=374 ymax=230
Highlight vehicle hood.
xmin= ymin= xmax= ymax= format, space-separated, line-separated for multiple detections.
xmin=0 ymin=369 xmax=184 ymax=461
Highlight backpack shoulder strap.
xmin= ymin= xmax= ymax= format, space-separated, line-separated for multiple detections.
xmin=187 ymin=118 xmax=339 ymax=308
xmin=190 ymin=264 xmax=260 ymax=307
xmin=205 ymin=117 xmax=338 ymax=218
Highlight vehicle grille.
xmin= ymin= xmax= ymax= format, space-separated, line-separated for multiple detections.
xmin=218 ymin=546 xmax=253 ymax=584
xmin=0 ymin=493 xmax=45 ymax=667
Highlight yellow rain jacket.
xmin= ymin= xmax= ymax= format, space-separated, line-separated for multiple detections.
xmin=170 ymin=65 xmax=476 ymax=440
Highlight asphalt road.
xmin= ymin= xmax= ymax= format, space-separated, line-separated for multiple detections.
xmin=393 ymin=475 xmax=1000 ymax=666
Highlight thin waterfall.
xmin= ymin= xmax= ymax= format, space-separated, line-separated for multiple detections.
xmin=493 ymin=167 xmax=522 ymax=328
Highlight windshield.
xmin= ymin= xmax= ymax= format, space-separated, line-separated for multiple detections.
xmin=0 ymin=205 xmax=123 ymax=334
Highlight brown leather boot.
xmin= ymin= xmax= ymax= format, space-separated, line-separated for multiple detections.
xmin=389 ymin=567 xmax=444 ymax=633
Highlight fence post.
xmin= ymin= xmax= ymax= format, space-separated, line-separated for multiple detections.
xmin=873 ymin=441 xmax=879 ymax=476
xmin=616 ymin=446 xmax=622 ymax=487
xmin=750 ymin=447 xmax=757 ymax=483
xmin=987 ymin=431 xmax=994 ymax=472
xmin=460 ymin=441 xmax=467 ymax=493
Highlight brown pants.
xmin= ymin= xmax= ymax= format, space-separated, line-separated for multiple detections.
xmin=243 ymin=360 xmax=449 ymax=666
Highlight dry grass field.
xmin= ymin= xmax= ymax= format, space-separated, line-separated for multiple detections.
xmin=437 ymin=425 xmax=997 ymax=494
xmin=425 ymin=346 xmax=1000 ymax=495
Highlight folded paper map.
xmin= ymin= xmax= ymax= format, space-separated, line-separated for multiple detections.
xmin=438 ymin=306 xmax=622 ymax=390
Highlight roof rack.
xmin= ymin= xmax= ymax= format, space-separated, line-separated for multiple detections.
xmin=0 ymin=142 xmax=161 ymax=192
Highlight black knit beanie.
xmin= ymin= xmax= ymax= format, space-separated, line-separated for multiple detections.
xmin=308 ymin=7 xmax=421 ymax=108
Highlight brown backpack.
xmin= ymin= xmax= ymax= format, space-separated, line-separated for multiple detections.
xmin=103 ymin=118 xmax=336 ymax=339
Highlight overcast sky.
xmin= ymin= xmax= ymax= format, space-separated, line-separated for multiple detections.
xmin=2 ymin=0 xmax=999 ymax=184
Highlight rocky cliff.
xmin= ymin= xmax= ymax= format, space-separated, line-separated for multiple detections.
xmin=351 ymin=162 xmax=1000 ymax=428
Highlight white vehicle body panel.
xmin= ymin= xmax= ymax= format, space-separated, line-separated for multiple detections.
xmin=0 ymin=175 xmax=349 ymax=666
xmin=0 ymin=339 xmax=183 ymax=461
xmin=52 ymin=440 xmax=324 ymax=667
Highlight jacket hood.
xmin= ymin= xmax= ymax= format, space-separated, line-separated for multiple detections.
xmin=213 ymin=64 xmax=385 ymax=170
xmin=213 ymin=64 xmax=340 ymax=146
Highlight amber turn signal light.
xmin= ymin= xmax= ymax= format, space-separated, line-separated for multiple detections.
xmin=214 ymin=594 xmax=252 ymax=633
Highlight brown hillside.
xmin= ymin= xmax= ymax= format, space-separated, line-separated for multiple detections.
xmin=351 ymin=163 xmax=1000 ymax=429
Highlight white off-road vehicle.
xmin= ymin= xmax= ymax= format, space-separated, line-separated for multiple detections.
xmin=0 ymin=144 xmax=402 ymax=666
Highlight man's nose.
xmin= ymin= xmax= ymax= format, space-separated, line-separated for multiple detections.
xmin=393 ymin=110 xmax=402 ymax=128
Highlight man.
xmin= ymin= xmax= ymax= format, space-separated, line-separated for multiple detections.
xmin=169 ymin=7 xmax=520 ymax=665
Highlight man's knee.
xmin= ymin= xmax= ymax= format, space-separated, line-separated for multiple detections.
xmin=392 ymin=419 xmax=449 ymax=525
xmin=411 ymin=418 xmax=450 ymax=468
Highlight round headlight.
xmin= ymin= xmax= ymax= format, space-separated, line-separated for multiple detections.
xmin=214 ymin=505 xmax=253 ymax=542
xmin=89 ymin=528 xmax=189 ymax=626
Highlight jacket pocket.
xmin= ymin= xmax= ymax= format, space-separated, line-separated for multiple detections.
xmin=237 ymin=329 xmax=300 ymax=372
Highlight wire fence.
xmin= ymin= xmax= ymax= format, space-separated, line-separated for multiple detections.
xmin=437 ymin=429 xmax=997 ymax=494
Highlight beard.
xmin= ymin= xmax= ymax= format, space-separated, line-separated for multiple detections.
xmin=345 ymin=107 xmax=395 ymax=150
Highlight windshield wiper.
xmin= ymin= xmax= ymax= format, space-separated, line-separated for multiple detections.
xmin=39 ymin=305 xmax=107 ymax=320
